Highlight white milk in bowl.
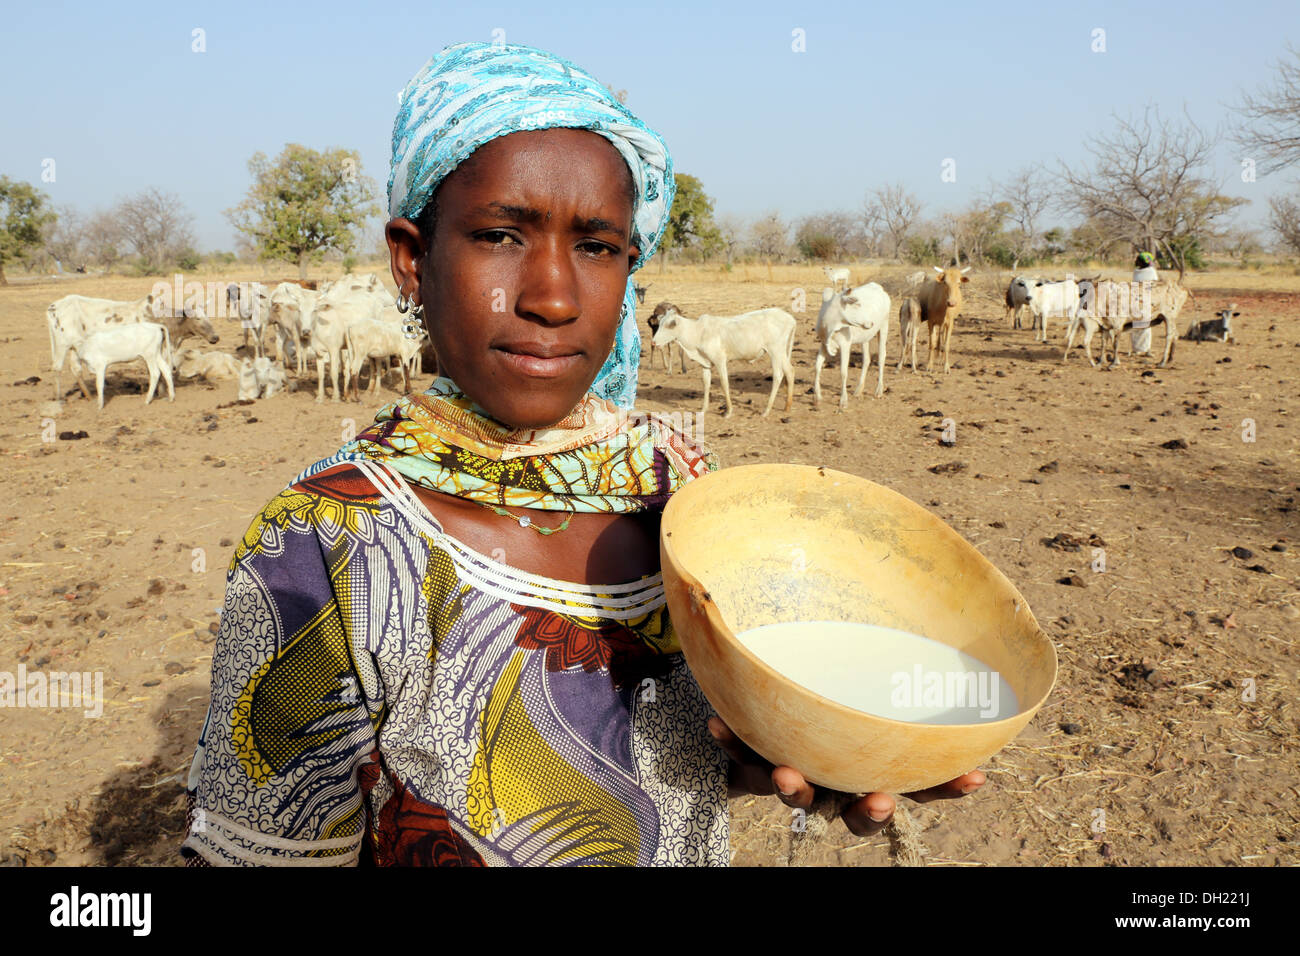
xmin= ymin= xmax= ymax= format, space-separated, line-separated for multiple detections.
xmin=735 ymin=621 xmax=1018 ymax=724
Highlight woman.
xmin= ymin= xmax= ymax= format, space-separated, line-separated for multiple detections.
xmin=1130 ymin=250 xmax=1159 ymax=356
xmin=181 ymin=41 xmax=982 ymax=866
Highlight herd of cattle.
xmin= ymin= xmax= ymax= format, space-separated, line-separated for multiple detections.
xmin=39 ymin=265 xmax=1239 ymax=414
xmin=43 ymin=274 xmax=429 ymax=410
xmin=646 ymin=265 xmax=1240 ymax=416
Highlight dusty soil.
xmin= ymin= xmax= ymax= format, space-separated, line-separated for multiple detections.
xmin=1 ymin=262 xmax=1296 ymax=867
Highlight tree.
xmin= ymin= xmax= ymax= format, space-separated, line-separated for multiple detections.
xmin=1232 ymin=45 xmax=1300 ymax=175
xmin=116 ymin=187 xmax=196 ymax=274
xmin=794 ymin=211 xmax=861 ymax=261
xmin=227 ymin=144 xmax=380 ymax=279
xmin=988 ymin=167 xmax=1053 ymax=270
xmin=45 ymin=204 xmax=86 ymax=272
xmin=0 ymin=176 xmax=55 ymax=285
xmin=1270 ymin=194 xmax=1300 ymax=254
xmin=84 ymin=209 xmax=126 ymax=271
xmin=656 ymin=173 xmax=722 ymax=270
xmin=715 ymin=213 xmax=746 ymax=266
xmin=749 ymin=212 xmax=789 ymax=264
xmin=862 ymin=183 xmax=923 ymax=259
xmin=1058 ymin=106 xmax=1247 ymax=278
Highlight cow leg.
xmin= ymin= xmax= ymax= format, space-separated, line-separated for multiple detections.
xmin=315 ymin=355 xmax=326 ymax=404
xmin=700 ymin=367 xmax=712 ymax=416
xmin=1158 ymin=318 xmax=1175 ymax=367
xmin=874 ymin=328 xmax=887 ymax=398
xmin=927 ymin=322 xmax=940 ymax=372
xmin=145 ymin=360 xmax=159 ymax=406
xmin=838 ymin=341 xmax=851 ymax=409
xmin=719 ymin=358 xmax=734 ymax=418
xmin=761 ymin=356 xmax=783 ymax=417
xmin=943 ymin=320 xmax=954 ymax=374
xmin=813 ymin=349 xmax=825 ymax=406
xmin=96 ymin=368 xmax=106 ymax=411
xmin=782 ymin=351 xmax=794 ymax=412
xmin=853 ymin=341 xmax=870 ymax=399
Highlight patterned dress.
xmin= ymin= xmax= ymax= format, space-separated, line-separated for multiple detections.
xmin=182 ymin=456 xmax=730 ymax=866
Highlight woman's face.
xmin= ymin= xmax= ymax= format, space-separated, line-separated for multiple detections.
xmin=387 ymin=128 xmax=639 ymax=428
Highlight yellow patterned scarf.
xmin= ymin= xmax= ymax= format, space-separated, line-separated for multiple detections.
xmin=331 ymin=377 xmax=716 ymax=512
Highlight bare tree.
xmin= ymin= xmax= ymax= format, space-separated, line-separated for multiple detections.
xmin=749 ymin=212 xmax=789 ymax=263
xmin=863 ymin=183 xmax=923 ymax=259
xmin=45 ymin=205 xmax=86 ymax=271
xmin=83 ymin=209 xmax=125 ymax=271
xmin=1232 ymin=45 xmax=1300 ymax=175
xmin=988 ymin=167 xmax=1053 ymax=270
xmin=117 ymin=187 xmax=196 ymax=273
xmin=715 ymin=213 xmax=746 ymax=266
xmin=1270 ymin=194 xmax=1300 ymax=254
xmin=1058 ymin=106 xmax=1246 ymax=278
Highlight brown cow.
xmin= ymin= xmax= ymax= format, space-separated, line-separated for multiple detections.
xmin=918 ymin=265 xmax=970 ymax=373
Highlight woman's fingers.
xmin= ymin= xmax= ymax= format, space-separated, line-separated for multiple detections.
xmin=770 ymin=765 xmax=815 ymax=809
xmin=902 ymin=769 xmax=987 ymax=804
xmin=842 ymin=792 xmax=897 ymax=836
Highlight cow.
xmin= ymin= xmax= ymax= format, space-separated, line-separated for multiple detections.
xmin=343 ymin=316 xmax=425 ymax=400
xmin=67 ymin=322 xmax=174 ymax=411
xmin=238 ymin=356 xmax=288 ymax=401
xmin=1004 ymin=276 xmax=1041 ymax=330
xmin=308 ymin=291 xmax=386 ymax=402
xmin=46 ymin=293 xmax=216 ymax=399
xmin=1065 ymin=278 xmax=1187 ymax=367
xmin=651 ymin=306 xmax=796 ymax=417
xmin=1023 ymin=278 xmax=1079 ymax=343
xmin=812 ymin=285 xmax=890 ymax=407
xmin=1184 ymin=305 xmax=1238 ymax=343
xmin=823 ymin=266 xmax=851 ymax=291
xmin=173 ymin=348 xmax=242 ymax=383
xmin=646 ymin=300 xmax=685 ymax=372
xmin=918 ymin=265 xmax=970 ymax=373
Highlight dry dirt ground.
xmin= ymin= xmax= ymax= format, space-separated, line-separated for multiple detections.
xmin=0 ymin=262 xmax=1296 ymax=867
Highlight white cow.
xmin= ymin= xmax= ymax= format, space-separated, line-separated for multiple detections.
xmin=1004 ymin=276 xmax=1043 ymax=330
xmin=173 ymin=348 xmax=242 ymax=383
xmin=823 ymin=266 xmax=851 ymax=291
xmin=309 ymin=292 xmax=386 ymax=403
xmin=46 ymin=293 xmax=217 ymax=399
xmin=1065 ymin=278 xmax=1186 ymax=367
xmin=268 ymin=282 xmax=322 ymax=373
xmin=343 ymin=316 xmax=425 ymax=400
xmin=238 ymin=356 xmax=288 ymax=400
xmin=67 ymin=322 xmax=174 ymax=410
xmin=651 ymin=306 xmax=796 ymax=417
xmin=1023 ymin=278 xmax=1079 ymax=343
xmin=812 ymin=284 xmax=890 ymax=406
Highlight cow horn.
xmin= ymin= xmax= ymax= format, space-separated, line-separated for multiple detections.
xmin=933 ymin=265 xmax=943 ymax=274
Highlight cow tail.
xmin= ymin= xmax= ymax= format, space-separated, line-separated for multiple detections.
xmin=162 ymin=325 xmax=173 ymax=370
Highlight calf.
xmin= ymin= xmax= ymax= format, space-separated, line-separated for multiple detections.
xmin=68 ymin=322 xmax=174 ymax=410
xmin=238 ymin=356 xmax=288 ymax=400
xmin=173 ymin=348 xmax=241 ymax=383
xmin=1004 ymin=276 xmax=1038 ymax=330
xmin=813 ymin=284 xmax=890 ymax=407
xmin=1184 ymin=305 xmax=1238 ymax=343
xmin=897 ymin=296 xmax=923 ymax=372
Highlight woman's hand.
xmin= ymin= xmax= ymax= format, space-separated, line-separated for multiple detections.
xmin=709 ymin=716 xmax=986 ymax=836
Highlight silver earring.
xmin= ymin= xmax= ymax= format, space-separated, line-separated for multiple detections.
xmin=396 ymin=290 xmax=411 ymax=314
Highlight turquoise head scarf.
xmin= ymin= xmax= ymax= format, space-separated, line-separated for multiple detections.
xmin=390 ymin=41 xmax=675 ymax=408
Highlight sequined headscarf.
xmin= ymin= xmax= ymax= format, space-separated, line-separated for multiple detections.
xmin=390 ymin=41 xmax=676 ymax=408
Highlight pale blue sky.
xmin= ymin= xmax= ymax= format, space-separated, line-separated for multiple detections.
xmin=2 ymin=0 xmax=1295 ymax=250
